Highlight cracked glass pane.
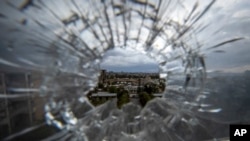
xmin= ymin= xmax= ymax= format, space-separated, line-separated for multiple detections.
xmin=0 ymin=0 xmax=250 ymax=140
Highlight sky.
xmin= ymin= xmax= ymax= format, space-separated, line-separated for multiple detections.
xmin=100 ymin=0 xmax=250 ymax=73
xmin=100 ymin=48 xmax=159 ymax=72
xmin=100 ymin=40 xmax=250 ymax=73
xmin=1 ymin=0 xmax=250 ymax=74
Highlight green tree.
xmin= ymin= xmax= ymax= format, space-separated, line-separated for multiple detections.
xmin=159 ymin=82 xmax=166 ymax=92
xmin=91 ymin=97 xmax=107 ymax=106
xmin=138 ymin=92 xmax=155 ymax=107
xmin=108 ymin=86 xmax=117 ymax=93
xmin=98 ymin=83 xmax=104 ymax=89
xmin=144 ymin=83 xmax=159 ymax=94
xmin=117 ymin=89 xmax=130 ymax=108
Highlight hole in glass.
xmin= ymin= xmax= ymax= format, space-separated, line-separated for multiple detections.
xmin=0 ymin=0 xmax=249 ymax=140
xmin=87 ymin=47 xmax=165 ymax=108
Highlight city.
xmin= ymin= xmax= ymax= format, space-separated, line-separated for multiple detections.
xmin=88 ymin=70 xmax=166 ymax=107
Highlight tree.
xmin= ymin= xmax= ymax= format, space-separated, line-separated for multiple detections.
xmin=159 ymin=82 xmax=166 ymax=92
xmin=108 ymin=86 xmax=117 ymax=93
xmin=117 ymin=89 xmax=130 ymax=108
xmin=144 ymin=83 xmax=159 ymax=94
xmin=138 ymin=92 xmax=155 ymax=107
xmin=98 ymin=83 xmax=104 ymax=89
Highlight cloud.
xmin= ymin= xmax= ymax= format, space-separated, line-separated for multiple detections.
xmin=232 ymin=9 xmax=250 ymax=18
xmin=100 ymin=47 xmax=158 ymax=72
xmin=215 ymin=65 xmax=250 ymax=73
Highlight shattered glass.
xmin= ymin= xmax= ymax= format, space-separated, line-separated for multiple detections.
xmin=0 ymin=0 xmax=250 ymax=140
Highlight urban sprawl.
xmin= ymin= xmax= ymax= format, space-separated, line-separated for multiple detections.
xmin=88 ymin=70 xmax=165 ymax=107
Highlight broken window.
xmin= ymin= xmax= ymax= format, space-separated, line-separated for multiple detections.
xmin=0 ymin=0 xmax=250 ymax=140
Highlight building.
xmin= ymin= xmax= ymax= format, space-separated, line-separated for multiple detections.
xmin=90 ymin=92 xmax=117 ymax=101
xmin=0 ymin=71 xmax=44 ymax=139
xmin=124 ymin=85 xmax=139 ymax=93
xmin=99 ymin=69 xmax=107 ymax=84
